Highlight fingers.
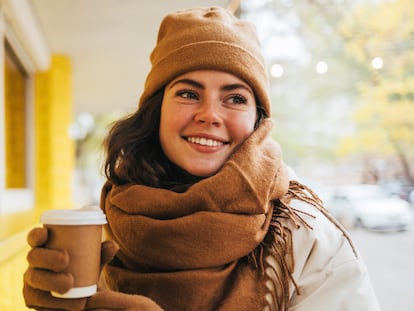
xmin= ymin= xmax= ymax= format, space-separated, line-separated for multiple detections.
xmin=24 ymin=267 xmax=74 ymax=294
xmin=27 ymin=227 xmax=48 ymax=247
xmin=27 ymin=247 xmax=70 ymax=272
xmin=100 ymin=240 xmax=119 ymax=266
xmin=23 ymin=283 xmax=87 ymax=311
xmin=24 ymin=226 xmax=80 ymax=310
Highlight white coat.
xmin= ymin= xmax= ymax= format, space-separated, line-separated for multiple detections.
xmin=280 ymin=199 xmax=381 ymax=310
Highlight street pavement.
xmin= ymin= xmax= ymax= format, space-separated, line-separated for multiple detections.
xmin=349 ymin=220 xmax=414 ymax=311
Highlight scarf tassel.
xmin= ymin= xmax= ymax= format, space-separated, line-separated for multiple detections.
xmin=248 ymin=180 xmax=357 ymax=311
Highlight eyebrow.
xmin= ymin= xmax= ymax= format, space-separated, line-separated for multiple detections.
xmin=168 ymin=78 xmax=254 ymax=95
xmin=168 ymin=78 xmax=204 ymax=90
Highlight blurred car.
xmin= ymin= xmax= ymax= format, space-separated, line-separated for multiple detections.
xmin=378 ymin=179 xmax=414 ymax=202
xmin=410 ymin=190 xmax=414 ymax=205
xmin=325 ymin=184 xmax=413 ymax=232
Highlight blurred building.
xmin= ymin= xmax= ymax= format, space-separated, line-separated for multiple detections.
xmin=0 ymin=0 xmax=74 ymax=309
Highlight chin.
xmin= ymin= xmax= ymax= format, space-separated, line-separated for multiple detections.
xmin=185 ymin=166 xmax=221 ymax=178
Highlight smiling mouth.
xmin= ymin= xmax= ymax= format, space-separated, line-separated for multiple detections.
xmin=186 ymin=136 xmax=227 ymax=147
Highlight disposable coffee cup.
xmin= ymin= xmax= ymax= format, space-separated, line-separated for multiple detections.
xmin=40 ymin=206 xmax=107 ymax=298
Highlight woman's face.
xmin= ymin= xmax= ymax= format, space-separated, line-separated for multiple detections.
xmin=160 ymin=70 xmax=257 ymax=177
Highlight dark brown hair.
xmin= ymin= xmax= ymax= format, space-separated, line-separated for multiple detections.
xmin=103 ymin=88 xmax=266 ymax=189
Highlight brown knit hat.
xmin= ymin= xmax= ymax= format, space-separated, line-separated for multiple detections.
xmin=138 ymin=6 xmax=271 ymax=116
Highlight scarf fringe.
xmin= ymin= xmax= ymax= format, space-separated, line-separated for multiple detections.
xmin=248 ymin=180 xmax=358 ymax=311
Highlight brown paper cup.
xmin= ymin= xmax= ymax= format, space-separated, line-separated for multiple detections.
xmin=40 ymin=206 xmax=107 ymax=298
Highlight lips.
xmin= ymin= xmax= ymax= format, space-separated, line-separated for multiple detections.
xmin=186 ymin=136 xmax=226 ymax=147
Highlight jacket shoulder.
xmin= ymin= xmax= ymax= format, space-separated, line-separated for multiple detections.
xmin=285 ymin=200 xmax=380 ymax=310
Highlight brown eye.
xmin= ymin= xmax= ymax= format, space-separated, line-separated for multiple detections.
xmin=177 ymin=89 xmax=199 ymax=100
xmin=228 ymin=94 xmax=247 ymax=105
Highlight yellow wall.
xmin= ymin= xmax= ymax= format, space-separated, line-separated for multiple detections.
xmin=4 ymin=51 xmax=27 ymax=188
xmin=34 ymin=55 xmax=75 ymax=209
xmin=0 ymin=54 xmax=74 ymax=310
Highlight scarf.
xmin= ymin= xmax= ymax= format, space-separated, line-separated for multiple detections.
xmin=100 ymin=119 xmax=326 ymax=311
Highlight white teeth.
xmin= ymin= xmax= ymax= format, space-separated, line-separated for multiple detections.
xmin=187 ymin=137 xmax=224 ymax=147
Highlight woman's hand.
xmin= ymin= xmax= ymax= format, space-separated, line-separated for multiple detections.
xmin=23 ymin=227 xmax=119 ymax=310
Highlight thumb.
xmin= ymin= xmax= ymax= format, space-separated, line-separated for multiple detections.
xmin=27 ymin=227 xmax=48 ymax=247
xmin=100 ymin=240 xmax=119 ymax=267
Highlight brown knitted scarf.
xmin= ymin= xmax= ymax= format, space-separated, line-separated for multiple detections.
xmin=100 ymin=119 xmax=333 ymax=311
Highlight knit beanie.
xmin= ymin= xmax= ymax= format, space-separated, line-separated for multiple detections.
xmin=138 ymin=6 xmax=271 ymax=116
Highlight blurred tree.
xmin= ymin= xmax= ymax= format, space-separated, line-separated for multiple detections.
xmin=240 ymin=0 xmax=366 ymax=168
xmin=338 ymin=0 xmax=414 ymax=183
xmin=72 ymin=112 xmax=122 ymax=205
xmin=240 ymin=0 xmax=413 ymax=182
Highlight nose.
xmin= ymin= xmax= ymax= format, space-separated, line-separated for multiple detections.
xmin=194 ymin=98 xmax=221 ymax=126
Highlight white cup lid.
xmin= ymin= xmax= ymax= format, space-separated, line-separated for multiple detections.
xmin=40 ymin=206 xmax=107 ymax=225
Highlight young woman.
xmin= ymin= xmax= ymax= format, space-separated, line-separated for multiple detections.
xmin=23 ymin=6 xmax=380 ymax=311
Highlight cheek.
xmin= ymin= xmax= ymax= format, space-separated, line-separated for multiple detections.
xmin=159 ymin=103 xmax=171 ymax=152
xmin=159 ymin=103 xmax=186 ymax=151
xmin=228 ymin=112 xmax=257 ymax=142
xmin=159 ymin=106 xmax=174 ymax=148
xmin=160 ymin=100 xmax=186 ymax=129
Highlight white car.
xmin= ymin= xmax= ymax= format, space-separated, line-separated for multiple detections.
xmin=325 ymin=184 xmax=413 ymax=231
